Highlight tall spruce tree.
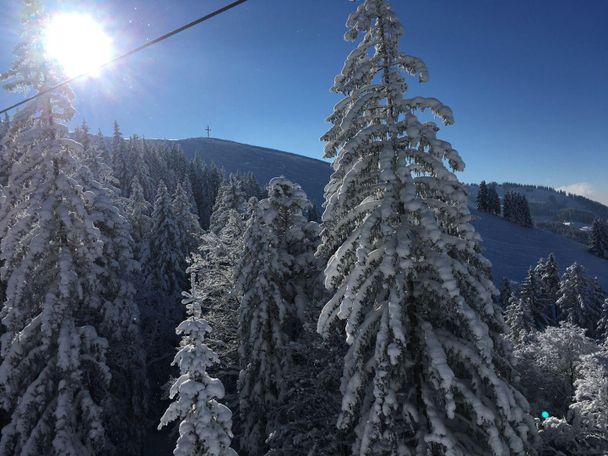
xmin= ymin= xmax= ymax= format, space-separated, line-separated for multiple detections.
xmin=518 ymin=267 xmax=550 ymax=330
xmin=236 ymin=178 xmax=319 ymax=455
xmin=173 ymin=182 xmax=202 ymax=256
xmin=487 ymin=183 xmax=501 ymax=216
xmin=126 ymin=176 xmax=152 ymax=267
xmin=504 ymin=295 xmax=535 ymax=346
xmin=533 ymin=254 xmax=560 ymax=326
xmin=158 ymin=274 xmax=237 ymax=456
xmin=111 ymin=121 xmax=130 ymax=197
xmin=76 ymin=165 xmax=148 ymax=455
xmin=476 ymin=180 xmax=489 ymax=212
xmin=503 ymin=192 xmax=532 ymax=228
xmin=146 ymin=181 xmax=187 ymax=299
xmin=498 ymin=278 xmax=515 ymax=311
xmin=589 ymin=219 xmax=608 ymax=259
xmin=556 ymin=263 xmax=606 ymax=339
xmin=210 ymin=174 xmax=247 ymax=234
xmin=316 ymin=1 xmax=535 ymax=454
xmin=0 ymin=2 xmax=144 ymax=453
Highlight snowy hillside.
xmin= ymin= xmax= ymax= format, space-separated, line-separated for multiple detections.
xmin=154 ymin=137 xmax=607 ymax=288
xmin=162 ymin=137 xmax=332 ymax=207
xmin=472 ymin=209 xmax=608 ymax=289
xmin=468 ymin=182 xmax=608 ymax=224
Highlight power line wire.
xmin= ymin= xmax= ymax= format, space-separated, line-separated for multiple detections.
xmin=0 ymin=0 xmax=248 ymax=115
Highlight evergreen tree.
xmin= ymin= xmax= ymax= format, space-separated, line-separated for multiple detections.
xmin=189 ymin=154 xmax=207 ymax=225
xmin=199 ymin=163 xmax=224 ymax=230
xmin=143 ymin=181 xmax=187 ymax=423
xmin=76 ymin=165 xmax=148 ymax=455
xmin=0 ymin=2 xmax=142 ymax=452
xmin=556 ymin=263 xmax=606 ymax=339
xmin=504 ymin=295 xmax=535 ymax=346
xmin=519 ymin=267 xmax=550 ymax=330
xmin=487 ymin=183 xmax=501 ymax=215
xmin=533 ymin=254 xmax=560 ymax=326
xmin=569 ymin=347 xmax=608 ymax=451
xmin=191 ymin=208 xmax=246 ymax=411
xmin=147 ymin=181 xmax=186 ymax=298
xmin=128 ymin=135 xmax=153 ymax=202
xmin=589 ymin=218 xmax=608 ymax=259
xmin=317 ymin=1 xmax=535 ymax=454
xmin=503 ymin=192 xmax=532 ymax=228
xmin=476 ymin=180 xmax=489 ymax=212
xmin=518 ymin=193 xmax=533 ymax=227
xmin=498 ymin=278 xmax=515 ymax=310
xmin=111 ymin=121 xmax=130 ymax=197
xmin=158 ymin=274 xmax=237 ymax=456
xmin=173 ymin=182 xmax=202 ymax=256
xmin=236 ymin=178 xmax=319 ymax=454
xmin=240 ymin=171 xmax=265 ymax=200
xmin=209 ymin=174 xmax=247 ymax=234
xmin=75 ymin=120 xmax=114 ymax=188
xmin=513 ymin=322 xmax=598 ymax=419
xmin=598 ymin=299 xmax=608 ymax=341
xmin=306 ymin=202 xmax=321 ymax=222
xmin=126 ymin=176 xmax=152 ymax=266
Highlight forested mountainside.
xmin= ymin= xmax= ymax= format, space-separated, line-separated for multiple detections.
xmin=154 ymin=137 xmax=332 ymax=208
xmin=468 ymin=182 xmax=608 ymax=224
xmin=144 ymin=136 xmax=608 ymax=287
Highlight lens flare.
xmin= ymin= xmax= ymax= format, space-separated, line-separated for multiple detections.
xmin=43 ymin=13 xmax=113 ymax=78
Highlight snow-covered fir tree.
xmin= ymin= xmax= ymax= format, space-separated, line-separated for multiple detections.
xmin=476 ymin=180 xmax=489 ymax=212
xmin=125 ymin=176 xmax=152 ymax=266
xmin=498 ymin=278 xmax=515 ymax=310
xmin=0 ymin=2 xmax=143 ymax=453
xmin=504 ymin=294 xmax=536 ymax=346
xmin=111 ymin=121 xmax=131 ymax=197
xmin=487 ymin=183 xmax=501 ymax=216
xmin=236 ymin=177 xmax=319 ymax=455
xmin=75 ymin=164 xmax=148 ymax=455
xmin=316 ymin=1 xmax=535 ymax=453
xmin=518 ymin=267 xmax=551 ymax=330
xmin=127 ymin=135 xmax=154 ymax=201
xmin=589 ymin=218 xmax=608 ymax=259
xmin=188 ymin=198 xmax=249 ymax=425
xmin=569 ymin=346 xmax=608 ymax=452
xmin=556 ymin=263 xmax=606 ymax=339
xmin=143 ymin=180 xmax=188 ymax=409
xmin=513 ymin=322 xmax=598 ymax=418
xmin=533 ymin=254 xmax=560 ymax=326
xmin=502 ymin=192 xmax=533 ymax=228
xmin=75 ymin=120 xmax=114 ymax=189
xmin=173 ymin=181 xmax=202 ymax=255
xmin=147 ymin=180 xmax=187 ymax=298
xmin=209 ymin=174 xmax=247 ymax=234
xmin=158 ymin=274 xmax=237 ymax=456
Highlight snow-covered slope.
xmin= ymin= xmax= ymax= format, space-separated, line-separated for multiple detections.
xmin=472 ymin=209 xmax=608 ymax=289
xmin=468 ymin=182 xmax=608 ymax=224
xmin=157 ymin=137 xmax=606 ymax=288
xmin=168 ymin=137 xmax=332 ymax=207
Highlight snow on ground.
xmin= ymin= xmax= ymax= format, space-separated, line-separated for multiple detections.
xmin=472 ymin=209 xmax=608 ymax=289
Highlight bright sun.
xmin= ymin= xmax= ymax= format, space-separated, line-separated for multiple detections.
xmin=43 ymin=13 xmax=113 ymax=78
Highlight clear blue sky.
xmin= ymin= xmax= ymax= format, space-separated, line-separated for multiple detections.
xmin=1 ymin=0 xmax=607 ymax=204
